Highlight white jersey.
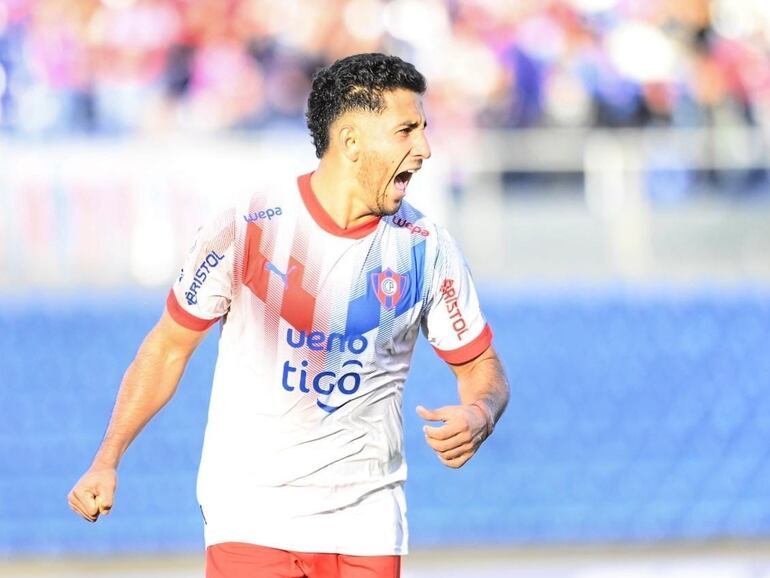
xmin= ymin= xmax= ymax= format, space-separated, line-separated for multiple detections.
xmin=167 ymin=173 xmax=492 ymax=555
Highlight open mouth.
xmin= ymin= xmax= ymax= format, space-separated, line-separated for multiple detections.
xmin=394 ymin=170 xmax=415 ymax=194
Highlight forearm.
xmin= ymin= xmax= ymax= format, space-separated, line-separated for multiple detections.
xmin=91 ymin=335 xmax=191 ymax=470
xmin=456 ymin=347 xmax=509 ymax=426
xmin=419 ymin=346 xmax=509 ymax=468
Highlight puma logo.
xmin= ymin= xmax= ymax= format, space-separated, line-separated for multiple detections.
xmin=265 ymin=262 xmax=297 ymax=288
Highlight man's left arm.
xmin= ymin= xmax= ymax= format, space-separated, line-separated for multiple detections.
xmin=417 ymin=345 xmax=509 ymax=468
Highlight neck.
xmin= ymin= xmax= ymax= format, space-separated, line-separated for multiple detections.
xmin=310 ymin=160 xmax=378 ymax=230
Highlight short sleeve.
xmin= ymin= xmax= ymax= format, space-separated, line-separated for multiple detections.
xmin=422 ymin=230 xmax=493 ymax=364
xmin=167 ymin=209 xmax=237 ymax=331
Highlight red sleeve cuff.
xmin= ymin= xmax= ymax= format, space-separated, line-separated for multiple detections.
xmin=166 ymin=289 xmax=220 ymax=332
xmin=433 ymin=323 xmax=493 ymax=365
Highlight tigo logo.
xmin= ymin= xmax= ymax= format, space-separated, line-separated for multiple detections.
xmin=282 ymin=329 xmax=370 ymax=413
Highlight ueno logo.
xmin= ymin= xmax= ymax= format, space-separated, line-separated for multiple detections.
xmin=282 ymin=329 xmax=369 ymax=412
xmin=393 ymin=216 xmax=430 ymax=237
xmin=286 ymin=329 xmax=367 ymax=353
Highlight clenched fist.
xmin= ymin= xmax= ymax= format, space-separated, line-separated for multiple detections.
xmin=68 ymin=467 xmax=117 ymax=522
xmin=416 ymin=402 xmax=492 ymax=468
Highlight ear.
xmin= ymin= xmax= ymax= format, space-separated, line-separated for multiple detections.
xmin=337 ymin=124 xmax=360 ymax=162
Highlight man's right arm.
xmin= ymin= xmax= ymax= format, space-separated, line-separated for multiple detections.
xmin=67 ymin=309 xmax=209 ymax=522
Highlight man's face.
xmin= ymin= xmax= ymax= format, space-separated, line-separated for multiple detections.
xmin=355 ymin=89 xmax=431 ymax=216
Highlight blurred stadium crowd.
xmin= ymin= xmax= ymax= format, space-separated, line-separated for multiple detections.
xmin=1 ymin=0 xmax=770 ymax=136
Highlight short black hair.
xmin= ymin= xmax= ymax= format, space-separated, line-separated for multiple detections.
xmin=306 ymin=53 xmax=426 ymax=158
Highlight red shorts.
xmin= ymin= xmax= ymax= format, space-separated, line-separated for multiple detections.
xmin=206 ymin=542 xmax=401 ymax=578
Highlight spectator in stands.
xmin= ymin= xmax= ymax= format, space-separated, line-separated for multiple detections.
xmin=2 ymin=0 xmax=769 ymax=135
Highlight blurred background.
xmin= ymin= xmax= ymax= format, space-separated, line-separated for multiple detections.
xmin=2 ymin=0 xmax=770 ymax=576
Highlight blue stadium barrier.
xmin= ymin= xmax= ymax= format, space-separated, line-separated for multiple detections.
xmin=1 ymin=285 xmax=769 ymax=557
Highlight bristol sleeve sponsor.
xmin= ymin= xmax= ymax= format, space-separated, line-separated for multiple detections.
xmin=422 ymin=228 xmax=491 ymax=362
xmin=281 ymin=328 xmax=369 ymax=413
xmin=184 ymin=250 xmax=226 ymax=306
xmin=439 ymin=278 xmax=469 ymax=341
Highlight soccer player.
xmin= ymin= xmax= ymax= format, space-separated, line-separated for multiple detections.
xmin=68 ymin=53 xmax=509 ymax=578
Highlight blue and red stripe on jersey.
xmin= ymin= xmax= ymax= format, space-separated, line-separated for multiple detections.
xmin=345 ymin=239 xmax=426 ymax=338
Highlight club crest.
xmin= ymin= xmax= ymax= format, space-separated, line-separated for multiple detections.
xmin=370 ymin=268 xmax=408 ymax=310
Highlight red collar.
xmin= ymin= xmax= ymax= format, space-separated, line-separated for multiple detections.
xmin=297 ymin=172 xmax=381 ymax=239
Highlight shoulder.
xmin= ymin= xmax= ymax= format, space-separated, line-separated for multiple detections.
xmin=385 ymin=201 xmax=460 ymax=255
xmin=186 ymin=178 xmax=299 ymax=255
xmin=240 ymin=178 xmax=298 ymax=225
xmin=385 ymin=201 xmax=444 ymax=240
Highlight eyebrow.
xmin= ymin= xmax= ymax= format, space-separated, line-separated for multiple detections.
xmin=397 ymin=119 xmax=428 ymax=130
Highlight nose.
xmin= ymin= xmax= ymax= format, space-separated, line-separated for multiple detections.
xmin=413 ymin=130 xmax=431 ymax=160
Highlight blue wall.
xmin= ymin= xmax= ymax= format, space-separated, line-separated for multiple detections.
xmin=2 ymin=287 xmax=770 ymax=556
